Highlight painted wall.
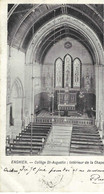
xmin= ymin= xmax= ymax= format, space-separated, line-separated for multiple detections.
xmin=44 ymin=37 xmax=93 ymax=64
xmin=42 ymin=64 xmax=95 ymax=92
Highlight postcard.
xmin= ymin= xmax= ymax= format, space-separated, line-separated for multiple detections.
xmin=0 ymin=0 xmax=104 ymax=192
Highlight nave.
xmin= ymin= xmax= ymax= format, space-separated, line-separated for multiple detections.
xmin=70 ymin=126 xmax=103 ymax=155
xmin=6 ymin=121 xmax=104 ymax=156
xmin=6 ymin=123 xmax=52 ymax=156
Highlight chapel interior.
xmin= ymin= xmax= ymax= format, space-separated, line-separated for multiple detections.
xmin=6 ymin=4 xmax=104 ymax=156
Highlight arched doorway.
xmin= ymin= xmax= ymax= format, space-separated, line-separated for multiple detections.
xmin=7 ymin=77 xmax=24 ymax=139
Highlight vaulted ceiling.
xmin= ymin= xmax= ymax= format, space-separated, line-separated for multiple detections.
xmin=8 ymin=4 xmax=104 ymax=63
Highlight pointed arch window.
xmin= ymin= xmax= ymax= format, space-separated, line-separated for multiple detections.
xmin=54 ymin=57 xmax=63 ymax=88
xmin=64 ymin=54 xmax=72 ymax=88
xmin=73 ymin=58 xmax=82 ymax=88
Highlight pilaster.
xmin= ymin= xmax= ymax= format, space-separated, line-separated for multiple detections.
xmin=98 ymin=65 xmax=103 ymax=130
xmin=102 ymin=65 xmax=104 ymax=138
xmin=95 ymin=64 xmax=99 ymax=128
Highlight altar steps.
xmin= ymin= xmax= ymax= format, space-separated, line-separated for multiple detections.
xmin=70 ymin=126 xmax=103 ymax=155
xmin=6 ymin=123 xmax=52 ymax=156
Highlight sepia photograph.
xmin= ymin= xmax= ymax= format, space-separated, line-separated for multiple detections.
xmin=6 ymin=3 xmax=104 ymax=157
xmin=1 ymin=1 xmax=104 ymax=192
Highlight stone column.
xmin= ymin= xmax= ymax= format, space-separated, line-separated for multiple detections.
xmin=25 ymin=64 xmax=33 ymax=118
xmin=98 ymin=65 xmax=103 ymax=131
xmin=6 ymin=46 xmax=12 ymax=139
xmin=102 ymin=65 xmax=104 ymax=138
xmin=95 ymin=65 xmax=99 ymax=127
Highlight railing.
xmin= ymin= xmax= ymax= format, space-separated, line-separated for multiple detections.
xmin=36 ymin=116 xmax=93 ymax=126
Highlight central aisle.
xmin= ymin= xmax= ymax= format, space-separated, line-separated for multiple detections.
xmin=41 ymin=124 xmax=72 ymax=156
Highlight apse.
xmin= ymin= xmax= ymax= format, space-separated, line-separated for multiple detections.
xmin=39 ymin=36 xmax=96 ymax=118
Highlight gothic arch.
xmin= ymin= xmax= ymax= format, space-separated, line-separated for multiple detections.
xmin=10 ymin=77 xmax=24 ymax=99
xmin=10 ymin=77 xmax=24 ymax=128
xmin=26 ymin=14 xmax=104 ymax=66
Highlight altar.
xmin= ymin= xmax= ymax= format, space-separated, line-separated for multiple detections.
xmin=57 ymin=90 xmax=77 ymax=115
xmin=58 ymin=104 xmax=76 ymax=111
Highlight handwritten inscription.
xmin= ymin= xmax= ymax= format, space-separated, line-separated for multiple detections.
xmin=3 ymin=166 xmax=73 ymax=175
xmin=2 ymin=159 xmax=104 ymax=189
xmin=90 ymin=174 xmax=104 ymax=184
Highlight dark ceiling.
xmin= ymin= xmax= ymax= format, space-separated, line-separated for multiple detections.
xmin=8 ymin=4 xmax=104 ymax=63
